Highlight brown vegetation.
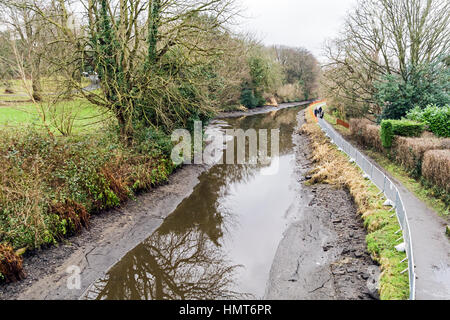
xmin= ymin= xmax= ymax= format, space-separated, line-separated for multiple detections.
xmin=394 ymin=137 xmax=450 ymax=175
xmin=349 ymin=119 xmax=383 ymax=152
xmin=0 ymin=243 xmax=25 ymax=283
xmin=348 ymin=118 xmax=450 ymax=209
xmin=49 ymin=200 xmax=89 ymax=235
xmin=0 ymin=127 xmax=174 ymax=256
xmin=422 ymin=150 xmax=450 ymax=193
xmin=350 ymin=119 xmax=450 ymax=177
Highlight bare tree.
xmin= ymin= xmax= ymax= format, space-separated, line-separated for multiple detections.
xmin=272 ymin=45 xmax=320 ymax=100
xmin=322 ymin=0 xmax=450 ymax=118
xmin=86 ymin=227 xmax=246 ymax=300
xmin=0 ymin=0 xmax=48 ymax=101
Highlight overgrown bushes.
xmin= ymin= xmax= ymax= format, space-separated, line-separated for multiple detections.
xmin=276 ymin=83 xmax=304 ymax=103
xmin=0 ymin=126 xmax=175 ymax=281
xmin=407 ymin=105 xmax=450 ymax=138
xmin=350 ymin=119 xmax=383 ymax=152
xmin=394 ymin=137 xmax=450 ymax=178
xmin=240 ymin=51 xmax=283 ymax=109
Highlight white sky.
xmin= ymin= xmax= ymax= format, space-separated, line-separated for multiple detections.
xmin=236 ymin=0 xmax=358 ymax=60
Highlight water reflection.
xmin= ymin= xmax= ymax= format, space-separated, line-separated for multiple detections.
xmin=84 ymin=106 xmax=303 ymax=300
xmin=85 ymin=227 xmax=246 ymax=300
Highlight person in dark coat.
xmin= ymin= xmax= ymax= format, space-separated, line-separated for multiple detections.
xmin=318 ymin=106 xmax=324 ymax=119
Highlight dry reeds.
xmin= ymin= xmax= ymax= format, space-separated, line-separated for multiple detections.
xmin=302 ymin=120 xmax=373 ymax=212
xmin=303 ymin=109 xmax=409 ymax=300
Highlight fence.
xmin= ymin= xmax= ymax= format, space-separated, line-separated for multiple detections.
xmin=311 ymin=103 xmax=416 ymax=300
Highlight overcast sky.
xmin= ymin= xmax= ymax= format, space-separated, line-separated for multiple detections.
xmin=237 ymin=0 xmax=358 ymax=60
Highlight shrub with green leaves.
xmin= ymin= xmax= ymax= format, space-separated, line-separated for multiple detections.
xmin=381 ymin=121 xmax=394 ymax=148
xmin=240 ymin=49 xmax=283 ymax=109
xmin=388 ymin=120 xmax=425 ymax=137
xmin=381 ymin=119 xmax=425 ymax=148
xmin=407 ymin=105 xmax=450 ymax=137
xmin=375 ymin=62 xmax=450 ymax=120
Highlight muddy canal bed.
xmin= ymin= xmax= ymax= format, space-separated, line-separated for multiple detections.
xmin=1 ymin=105 xmax=378 ymax=300
xmin=82 ymin=107 xmax=378 ymax=300
xmin=83 ymin=107 xmax=303 ymax=300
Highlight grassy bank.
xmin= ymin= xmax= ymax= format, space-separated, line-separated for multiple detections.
xmin=302 ymin=107 xmax=409 ymax=300
xmin=0 ymin=123 xmax=176 ymax=283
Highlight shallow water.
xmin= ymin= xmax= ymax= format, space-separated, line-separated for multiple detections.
xmin=84 ymin=106 xmax=305 ymax=300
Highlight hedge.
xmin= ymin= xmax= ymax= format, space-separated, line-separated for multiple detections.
xmin=386 ymin=119 xmax=425 ymax=137
xmin=350 ymin=119 xmax=384 ymax=152
xmin=422 ymin=150 xmax=450 ymax=194
xmin=381 ymin=121 xmax=394 ymax=148
xmin=407 ymin=105 xmax=450 ymax=138
xmin=394 ymin=137 xmax=450 ymax=177
xmin=350 ymin=118 xmax=450 ymax=193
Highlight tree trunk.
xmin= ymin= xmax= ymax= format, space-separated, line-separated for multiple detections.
xmin=32 ymin=71 xmax=42 ymax=102
xmin=117 ymin=110 xmax=133 ymax=145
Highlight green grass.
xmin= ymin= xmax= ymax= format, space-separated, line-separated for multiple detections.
xmin=0 ymin=78 xmax=92 ymax=102
xmin=0 ymin=99 xmax=113 ymax=135
xmin=0 ymin=96 xmax=31 ymax=102
xmin=362 ymin=185 xmax=409 ymax=300
xmin=347 ymin=160 xmax=409 ymax=300
xmin=323 ymin=106 xmax=351 ymax=135
xmin=324 ymin=112 xmax=336 ymax=124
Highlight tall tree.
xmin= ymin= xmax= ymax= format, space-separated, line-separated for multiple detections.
xmin=15 ymin=0 xmax=238 ymax=141
xmin=273 ymin=45 xmax=320 ymax=100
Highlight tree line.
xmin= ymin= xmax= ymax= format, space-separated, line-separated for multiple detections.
xmin=0 ymin=0 xmax=320 ymax=142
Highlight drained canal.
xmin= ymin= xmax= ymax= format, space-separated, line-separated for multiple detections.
xmin=83 ymin=105 xmax=306 ymax=300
